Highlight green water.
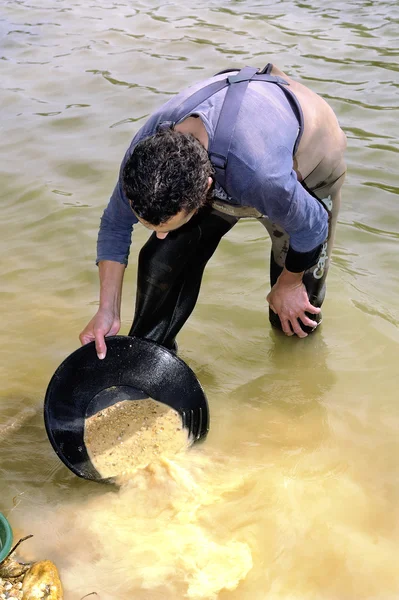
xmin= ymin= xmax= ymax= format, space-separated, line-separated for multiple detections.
xmin=1 ymin=1 xmax=399 ymax=598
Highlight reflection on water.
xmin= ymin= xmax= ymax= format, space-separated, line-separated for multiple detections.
xmin=1 ymin=0 xmax=399 ymax=598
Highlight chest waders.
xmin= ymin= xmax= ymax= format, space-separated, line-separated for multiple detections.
xmin=128 ymin=64 xmax=339 ymax=347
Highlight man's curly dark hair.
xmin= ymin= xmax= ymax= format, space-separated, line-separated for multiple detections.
xmin=122 ymin=128 xmax=215 ymax=225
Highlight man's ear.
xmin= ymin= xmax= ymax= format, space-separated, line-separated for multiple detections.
xmin=207 ymin=176 xmax=213 ymax=191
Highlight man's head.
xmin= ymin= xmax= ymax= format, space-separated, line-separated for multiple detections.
xmin=122 ymin=128 xmax=214 ymax=237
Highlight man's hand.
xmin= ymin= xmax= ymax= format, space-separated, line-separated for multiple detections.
xmin=79 ymin=260 xmax=126 ymax=359
xmin=266 ymin=268 xmax=321 ymax=338
xmin=79 ymin=309 xmax=121 ymax=359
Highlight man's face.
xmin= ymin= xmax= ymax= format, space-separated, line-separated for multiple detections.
xmin=137 ymin=208 xmax=197 ymax=239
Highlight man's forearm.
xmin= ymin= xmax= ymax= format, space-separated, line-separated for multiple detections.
xmin=98 ymin=260 xmax=126 ymax=314
xmin=285 ymin=244 xmax=322 ymax=273
xmin=277 ymin=267 xmax=304 ymax=286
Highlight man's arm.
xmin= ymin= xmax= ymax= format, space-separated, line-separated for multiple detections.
xmin=80 ymin=173 xmax=138 ymax=357
xmin=96 ymin=179 xmax=138 ymax=265
xmin=240 ymin=149 xmax=328 ymax=337
xmin=79 ymin=260 xmax=126 ymax=358
xmin=264 ymin=181 xmax=326 ymax=337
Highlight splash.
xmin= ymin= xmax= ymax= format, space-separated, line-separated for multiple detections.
xmin=16 ymin=451 xmax=253 ymax=600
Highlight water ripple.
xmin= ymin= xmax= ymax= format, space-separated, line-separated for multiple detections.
xmin=1 ymin=1 xmax=399 ymax=597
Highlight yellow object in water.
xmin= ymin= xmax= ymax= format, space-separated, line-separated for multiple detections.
xmin=22 ymin=560 xmax=63 ymax=600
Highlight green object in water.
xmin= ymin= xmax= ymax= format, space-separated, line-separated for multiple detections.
xmin=0 ymin=512 xmax=13 ymax=562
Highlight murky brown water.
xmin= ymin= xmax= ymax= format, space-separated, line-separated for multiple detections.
xmin=1 ymin=0 xmax=399 ymax=598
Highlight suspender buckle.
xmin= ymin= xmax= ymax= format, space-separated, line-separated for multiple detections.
xmin=227 ymin=71 xmax=258 ymax=84
xmin=157 ymin=120 xmax=175 ymax=131
xmin=209 ymin=152 xmax=227 ymax=170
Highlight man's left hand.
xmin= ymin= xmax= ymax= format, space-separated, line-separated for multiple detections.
xmin=266 ymin=268 xmax=321 ymax=338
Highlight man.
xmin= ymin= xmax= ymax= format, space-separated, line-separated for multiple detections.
xmin=80 ymin=63 xmax=347 ymax=359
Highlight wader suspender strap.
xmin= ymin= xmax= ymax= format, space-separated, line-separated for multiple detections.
xmin=163 ymin=66 xmax=299 ymax=190
xmin=208 ymin=66 xmax=259 ymax=188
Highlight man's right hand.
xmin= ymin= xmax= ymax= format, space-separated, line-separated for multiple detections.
xmin=80 ymin=260 xmax=126 ymax=359
xmin=79 ymin=309 xmax=121 ymax=360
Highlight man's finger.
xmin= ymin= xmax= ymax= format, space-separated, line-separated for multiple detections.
xmin=300 ymin=314 xmax=319 ymax=329
xmin=94 ymin=331 xmax=107 ymax=360
xmin=280 ymin=317 xmax=294 ymax=336
xmin=305 ymin=302 xmax=321 ymax=315
xmin=291 ymin=318 xmax=308 ymax=338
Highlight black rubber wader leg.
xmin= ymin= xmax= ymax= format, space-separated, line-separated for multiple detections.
xmin=259 ymin=171 xmax=345 ymax=335
xmin=128 ymin=207 xmax=238 ymax=349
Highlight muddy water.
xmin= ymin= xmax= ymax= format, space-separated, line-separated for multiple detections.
xmin=1 ymin=0 xmax=399 ymax=598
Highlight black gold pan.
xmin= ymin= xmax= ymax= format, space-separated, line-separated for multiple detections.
xmin=44 ymin=336 xmax=209 ymax=483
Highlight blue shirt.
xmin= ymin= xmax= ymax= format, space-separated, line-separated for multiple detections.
xmin=97 ymin=73 xmax=328 ymax=265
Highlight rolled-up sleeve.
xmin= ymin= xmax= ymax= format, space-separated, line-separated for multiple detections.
xmin=242 ymin=146 xmax=328 ymax=253
xmin=96 ymin=178 xmax=138 ymax=266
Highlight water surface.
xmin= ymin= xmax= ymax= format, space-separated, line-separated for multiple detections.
xmin=1 ymin=1 xmax=399 ymax=598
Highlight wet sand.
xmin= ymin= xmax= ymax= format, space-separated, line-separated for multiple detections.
xmin=84 ymin=399 xmax=189 ymax=478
